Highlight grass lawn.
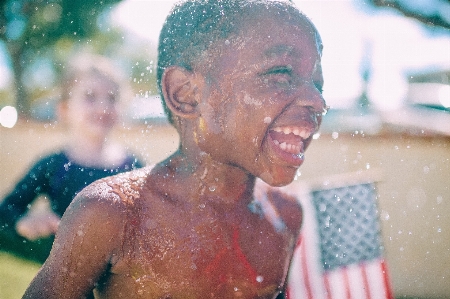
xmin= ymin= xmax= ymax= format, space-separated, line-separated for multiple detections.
xmin=0 ymin=251 xmax=41 ymax=299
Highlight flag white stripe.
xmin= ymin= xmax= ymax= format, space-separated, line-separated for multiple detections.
xmin=366 ymin=260 xmax=389 ymax=299
xmin=347 ymin=263 xmax=369 ymax=299
xmin=325 ymin=268 xmax=350 ymax=299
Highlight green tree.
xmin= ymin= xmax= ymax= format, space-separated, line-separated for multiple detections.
xmin=366 ymin=0 xmax=450 ymax=30
xmin=0 ymin=0 xmax=122 ymax=117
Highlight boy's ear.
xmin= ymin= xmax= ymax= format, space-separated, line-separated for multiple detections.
xmin=162 ymin=66 xmax=200 ymax=118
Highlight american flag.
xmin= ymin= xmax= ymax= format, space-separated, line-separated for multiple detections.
xmin=285 ymin=182 xmax=394 ymax=299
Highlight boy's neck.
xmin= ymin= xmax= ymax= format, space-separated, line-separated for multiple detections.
xmin=155 ymin=150 xmax=256 ymax=210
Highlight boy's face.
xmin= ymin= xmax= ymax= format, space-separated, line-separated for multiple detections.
xmin=193 ymin=10 xmax=326 ymax=186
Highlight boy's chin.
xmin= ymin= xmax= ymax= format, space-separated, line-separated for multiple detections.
xmin=258 ymin=170 xmax=297 ymax=187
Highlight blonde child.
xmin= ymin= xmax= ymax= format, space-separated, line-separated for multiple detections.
xmin=0 ymin=54 xmax=143 ymax=262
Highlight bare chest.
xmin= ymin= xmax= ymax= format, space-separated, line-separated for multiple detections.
xmin=99 ymin=203 xmax=295 ymax=298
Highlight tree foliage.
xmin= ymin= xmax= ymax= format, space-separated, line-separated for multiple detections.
xmin=366 ymin=0 xmax=450 ymax=30
xmin=0 ymin=0 xmax=123 ymax=116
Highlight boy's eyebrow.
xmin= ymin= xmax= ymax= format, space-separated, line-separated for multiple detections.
xmin=260 ymin=65 xmax=293 ymax=75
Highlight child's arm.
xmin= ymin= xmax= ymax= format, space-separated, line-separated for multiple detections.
xmin=22 ymin=184 xmax=124 ymax=298
xmin=0 ymin=156 xmax=54 ymax=228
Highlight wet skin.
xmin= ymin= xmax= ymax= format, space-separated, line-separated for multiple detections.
xmin=23 ymin=10 xmax=325 ymax=299
xmin=191 ymin=10 xmax=325 ymax=187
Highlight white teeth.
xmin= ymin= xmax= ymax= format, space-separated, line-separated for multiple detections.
xmin=271 ymin=138 xmax=301 ymax=153
xmin=273 ymin=141 xmax=301 ymax=155
xmin=283 ymin=127 xmax=291 ymax=135
xmin=272 ymin=126 xmax=311 ymax=139
xmin=271 ymin=126 xmax=312 ymax=155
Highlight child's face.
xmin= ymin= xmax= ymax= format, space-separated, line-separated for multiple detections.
xmin=194 ymin=11 xmax=326 ymax=186
xmin=62 ymin=73 xmax=120 ymax=139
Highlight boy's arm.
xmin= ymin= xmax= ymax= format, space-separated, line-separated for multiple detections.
xmin=23 ymin=184 xmax=124 ymax=298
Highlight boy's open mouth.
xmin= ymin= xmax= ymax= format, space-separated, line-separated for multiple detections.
xmin=269 ymin=126 xmax=312 ymax=156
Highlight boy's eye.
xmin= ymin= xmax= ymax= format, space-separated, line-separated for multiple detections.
xmin=261 ymin=66 xmax=293 ymax=89
xmin=274 ymin=77 xmax=291 ymax=88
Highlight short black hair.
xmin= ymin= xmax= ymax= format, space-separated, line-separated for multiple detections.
xmin=157 ymin=0 xmax=302 ymax=123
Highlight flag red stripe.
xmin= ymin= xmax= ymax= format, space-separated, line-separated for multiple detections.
xmin=300 ymin=239 xmax=314 ymax=299
xmin=323 ymin=272 xmax=332 ymax=299
xmin=381 ymin=260 xmax=394 ymax=299
xmin=343 ymin=267 xmax=352 ymax=299
xmin=286 ymin=285 xmax=292 ymax=299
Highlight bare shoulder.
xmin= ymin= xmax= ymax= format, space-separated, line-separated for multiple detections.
xmin=78 ymin=166 xmax=153 ymax=205
xmin=63 ymin=167 xmax=152 ymax=230
xmin=23 ymin=167 xmax=154 ymax=299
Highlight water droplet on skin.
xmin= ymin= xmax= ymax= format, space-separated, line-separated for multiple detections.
xmin=209 ymin=185 xmax=216 ymax=192
xmin=263 ymin=116 xmax=271 ymax=124
xmin=256 ymin=275 xmax=264 ymax=283
xmin=198 ymin=203 xmax=205 ymax=209
xmin=332 ymin=132 xmax=339 ymax=139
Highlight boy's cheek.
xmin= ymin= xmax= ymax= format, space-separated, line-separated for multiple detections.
xmin=197 ymin=103 xmax=222 ymax=135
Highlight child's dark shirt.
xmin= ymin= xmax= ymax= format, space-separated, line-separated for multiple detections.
xmin=0 ymin=151 xmax=143 ymax=227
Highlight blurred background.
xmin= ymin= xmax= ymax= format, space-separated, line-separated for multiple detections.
xmin=0 ymin=0 xmax=449 ymax=298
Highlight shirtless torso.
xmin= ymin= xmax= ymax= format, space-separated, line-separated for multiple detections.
xmin=50 ymin=165 xmax=302 ymax=299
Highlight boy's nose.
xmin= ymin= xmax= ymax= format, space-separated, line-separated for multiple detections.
xmin=291 ymin=80 xmax=327 ymax=114
xmin=96 ymin=99 xmax=116 ymax=113
xmin=288 ymin=81 xmax=327 ymax=127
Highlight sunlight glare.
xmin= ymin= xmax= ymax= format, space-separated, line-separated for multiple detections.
xmin=0 ymin=106 xmax=18 ymax=128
